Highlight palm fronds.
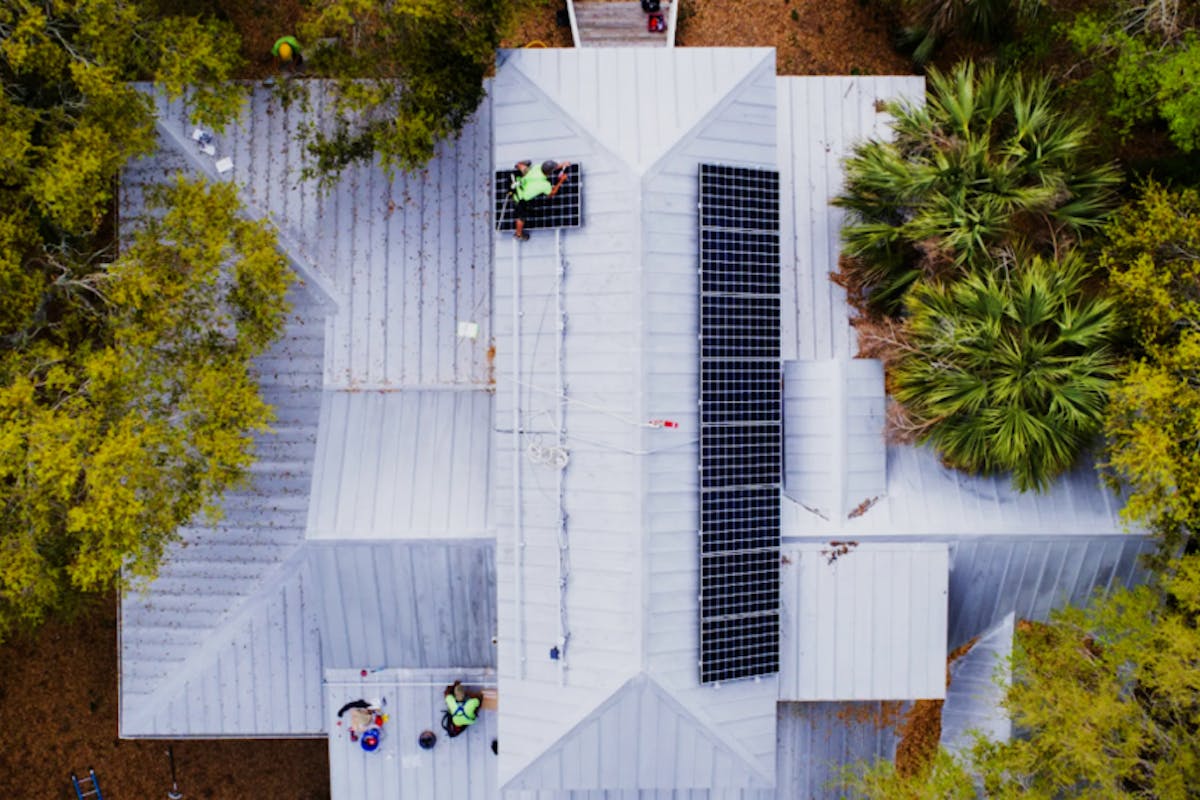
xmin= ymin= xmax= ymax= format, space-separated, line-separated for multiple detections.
xmin=889 ymin=252 xmax=1118 ymax=491
xmin=835 ymin=62 xmax=1120 ymax=316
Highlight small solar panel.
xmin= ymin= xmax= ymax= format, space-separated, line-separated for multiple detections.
xmin=494 ymin=163 xmax=582 ymax=232
xmin=698 ymin=163 xmax=782 ymax=684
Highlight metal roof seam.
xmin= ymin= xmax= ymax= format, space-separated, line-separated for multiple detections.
xmin=123 ymin=548 xmax=311 ymax=733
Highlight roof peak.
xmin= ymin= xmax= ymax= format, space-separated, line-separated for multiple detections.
xmin=501 ymin=48 xmax=775 ymax=176
xmin=502 ymin=671 xmax=774 ymax=792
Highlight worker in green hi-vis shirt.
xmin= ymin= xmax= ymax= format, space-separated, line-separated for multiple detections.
xmin=443 ymin=680 xmax=482 ymax=738
xmin=272 ymin=36 xmax=302 ymax=68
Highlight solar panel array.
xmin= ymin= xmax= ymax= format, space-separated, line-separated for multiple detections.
xmin=697 ymin=164 xmax=782 ymax=684
xmin=494 ymin=163 xmax=582 ymax=232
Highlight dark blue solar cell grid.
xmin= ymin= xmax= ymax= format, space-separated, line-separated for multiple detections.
xmin=699 ymin=613 xmax=781 ymax=684
xmin=698 ymin=165 xmax=781 ymax=231
xmin=494 ymin=163 xmax=582 ymax=232
xmin=701 ymin=230 xmax=782 ymax=294
xmin=700 ymin=296 xmax=781 ymax=359
xmin=697 ymin=162 xmax=783 ymax=685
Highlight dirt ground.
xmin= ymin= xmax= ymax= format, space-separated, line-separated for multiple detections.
xmin=0 ymin=2 xmax=915 ymax=797
xmin=0 ymin=594 xmax=329 ymax=799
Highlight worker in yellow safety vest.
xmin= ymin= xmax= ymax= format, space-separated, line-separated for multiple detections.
xmin=510 ymin=159 xmax=570 ymax=241
xmin=443 ymin=681 xmax=482 ymax=738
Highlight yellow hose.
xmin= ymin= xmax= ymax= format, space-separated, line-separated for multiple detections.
xmin=524 ymin=40 xmax=548 ymax=48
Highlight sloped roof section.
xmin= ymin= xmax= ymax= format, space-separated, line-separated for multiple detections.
xmin=780 ymin=543 xmax=949 ymax=701
xmin=119 ymin=279 xmax=325 ymax=737
xmin=505 ymin=674 xmax=774 ymax=792
xmin=148 ymin=85 xmax=493 ymax=389
xmin=783 ymin=359 xmax=887 ymax=524
xmin=326 ymin=667 xmax=497 ymax=800
xmin=308 ymin=391 xmax=493 ymax=539
xmin=310 ymin=541 xmax=497 ymax=670
xmin=946 ymin=535 xmax=1153 ymax=649
xmin=777 ymin=701 xmax=902 ymax=800
xmin=492 ymin=48 xmax=780 ymax=790
xmin=941 ymin=612 xmax=1014 ymax=756
xmin=500 ymin=47 xmax=774 ymax=173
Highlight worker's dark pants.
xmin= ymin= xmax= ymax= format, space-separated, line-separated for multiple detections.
xmin=513 ymin=194 xmax=548 ymax=226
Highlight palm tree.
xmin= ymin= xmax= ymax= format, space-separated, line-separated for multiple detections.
xmin=835 ymin=62 xmax=1120 ymax=316
xmin=888 ymin=251 xmax=1118 ymax=491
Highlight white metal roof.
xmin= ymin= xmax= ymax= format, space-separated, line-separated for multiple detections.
xmin=777 ymin=701 xmax=902 ymax=799
xmin=779 ymin=543 xmax=949 ymax=701
xmin=783 ymin=359 xmax=887 ymax=523
xmin=941 ymin=612 xmax=1013 ymax=757
xmin=326 ymin=667 xmax=498 ymax=800
xmin=505 ymin=674 xmax=774 ymax=792
xmin=308 ymin=390 xmax=493 ymax=539
xmin=310 ymin=541 xmax=497 ymax=671
xmin=946 ymin=535 xmax=1153 ymax=649
xmin=148 ymin=84 xmax=493 ymax=389
xmin=120 ymin=82 xmax=497 ymax=738
xmin=492 ymin=47 xmax=779 ymax=792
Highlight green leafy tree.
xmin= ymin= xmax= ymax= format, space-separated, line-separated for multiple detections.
xmin=0 ymin=0 xmax=246 ymax=240
xmin=1065 ymin=0 xmax=1200 ymax=153
xmin=0 ymin=2 xmax=256 ymax=635
xmin=294 ymin=0 xmax=538 ymax=181
xmin=842 ymin=748 xmax=978 ymax=799
xmin=1103 ymin=181 xmax=1200 ymax=549
xmin=886 ymin=252 xmax=1118 ymax=491
xmin=973 ymin=555 xmax=1200 ymax=798
xmin=0 ymin=178 xmax=292 ymax=636
xmin=847 ymin=554 xmax=1200 ymax=799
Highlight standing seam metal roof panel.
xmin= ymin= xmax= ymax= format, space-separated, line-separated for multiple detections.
xmin=779 ymin=543 xmax=949 ymax=701
xmin=492 ymin=48 xmax=781 ymax=792
xmin=307 ymin=390 xmax=494 ymax=539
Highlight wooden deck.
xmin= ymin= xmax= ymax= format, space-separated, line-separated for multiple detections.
xmin=570 ymin=0 xmax=674 ymax=47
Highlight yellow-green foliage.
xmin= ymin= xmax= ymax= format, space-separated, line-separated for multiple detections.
xmin=841 ymin=748 xmax=977 ymax=799
xmin=0 ymin=178 xmax=292 ymax=638
xmin=972 ymin=555 xmax=1200 ymax=799
xmin=1 ymin=0 xmax=246 ymax=237
xmin=1102 ymin=182 xmax=1200 ymax=546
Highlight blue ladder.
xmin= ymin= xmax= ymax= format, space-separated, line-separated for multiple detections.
xmin=71 ymin=768 xmax=104 ymax=800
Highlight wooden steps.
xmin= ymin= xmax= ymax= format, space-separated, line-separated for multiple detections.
xmin=573 ymin=1 xmax=672 ymax=47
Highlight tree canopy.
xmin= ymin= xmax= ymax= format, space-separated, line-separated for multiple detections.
xmin=293 ymin=0 xmax=538 ymax=181
xmin=836 ymin=62 xmax=1119 ymax=317
xmin=0 ymin=1 xmax=282 ymax=636
xmin=889 ymin=253 xmax=1118 ymax=491
xmin=845 ymin=553 xmax=1200 ymax=799
xmin=1102 ymin=181 xmax=1200 ymax=550
xmin=0 ymin=177 xmax=292 ymax=636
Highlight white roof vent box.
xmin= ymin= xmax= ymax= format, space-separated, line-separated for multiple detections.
xmin=783 ymin=359 xmax=887 ymax=522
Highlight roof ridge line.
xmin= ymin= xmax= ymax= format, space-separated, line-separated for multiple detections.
xmin=499 ymin=51 xmax=636 ymax=176
xmin=647 ymin=674 xmax=777 ymax=787
xmin=150 ymin=106 xmax=340 ymax=312
xmin=642 ymin=49 xmax=776 ymax=182
xmin=503 ymin=672 xmax=775 ymax=791
xmin=123 ymin=546 xmax=311 ymax=733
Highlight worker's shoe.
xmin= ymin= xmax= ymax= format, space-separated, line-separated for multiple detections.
xmin=513 ymin=231 xmax=530 ymax=241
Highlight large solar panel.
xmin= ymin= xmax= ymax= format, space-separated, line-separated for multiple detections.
xmin=494 ymin=163 xmax=582 ymax=232
xmin=698 ymin=163 xmax=782 ymax=684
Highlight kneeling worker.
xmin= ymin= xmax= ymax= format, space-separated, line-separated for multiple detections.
xmin=511 ymin=159 xmax=570 ymax=241
xmin=444 ymin=680 xmax=482 ymax=737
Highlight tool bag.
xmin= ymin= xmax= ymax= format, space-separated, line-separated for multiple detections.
xmin=641 ymin=0 xmax=661 ymax=12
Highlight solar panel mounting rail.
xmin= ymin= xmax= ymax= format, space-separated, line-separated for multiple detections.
xmin=697 ymin=163 xmax=782 ymax=684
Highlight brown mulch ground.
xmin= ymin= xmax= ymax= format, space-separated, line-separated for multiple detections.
xmin=6 ymin=3 xmax=915 ymax=797
xmin=0 ymin=594 xmax=329 ymax=799
xmin=677 ymin=0 xmax=913 ymax=75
